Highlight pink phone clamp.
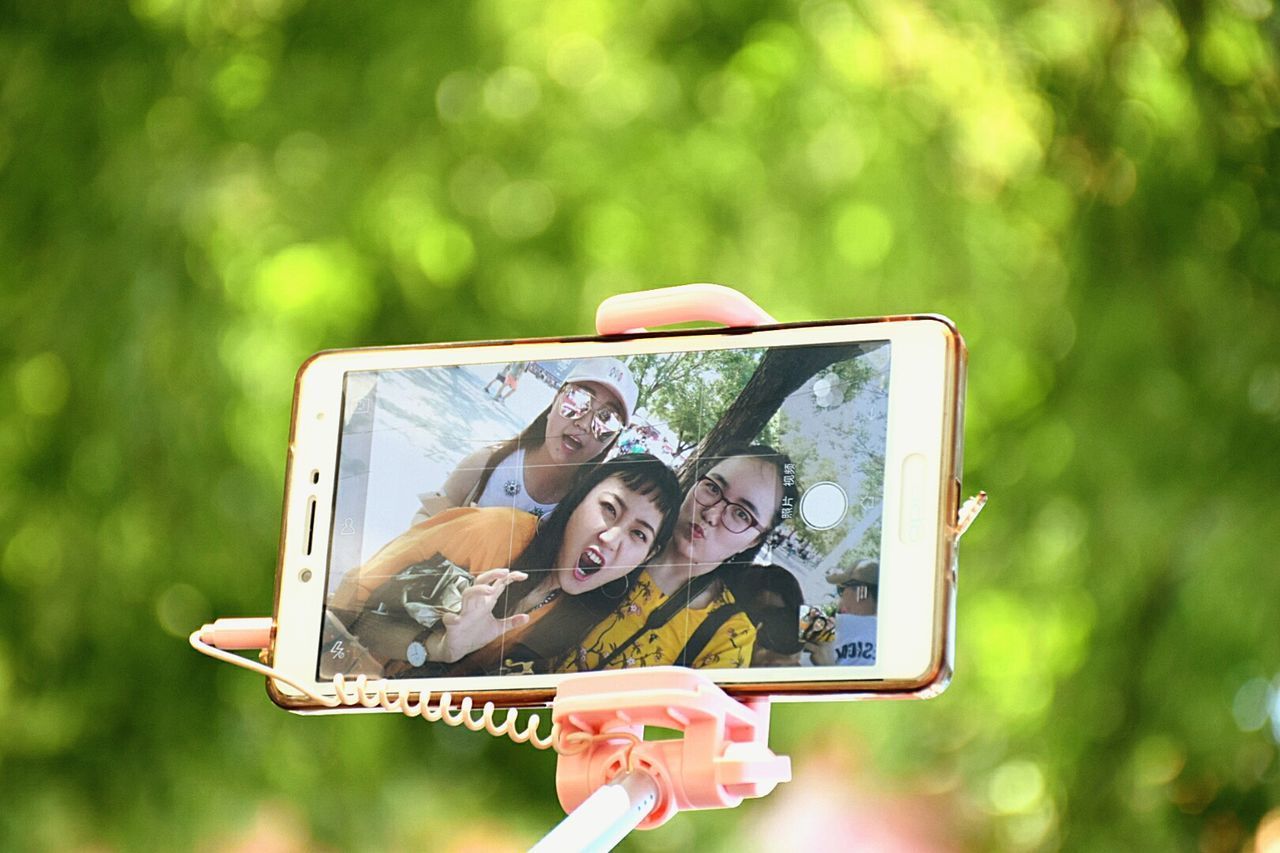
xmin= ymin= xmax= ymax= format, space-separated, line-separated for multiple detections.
xmin=552 ymin=667 xmax=790 ymax=830
xmin=594 ymin=283 xmax=776 ymax=334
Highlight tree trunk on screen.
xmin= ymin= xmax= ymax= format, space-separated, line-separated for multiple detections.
xmin=678 ymin=344 xmax=853 ymax=486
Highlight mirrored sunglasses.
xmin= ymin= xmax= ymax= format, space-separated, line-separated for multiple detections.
xmin=559 ymin=385 xmax=625 ymax=441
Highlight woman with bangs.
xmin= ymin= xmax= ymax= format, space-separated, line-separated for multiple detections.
xmin=557 ymin=443 xmax=800 ymax=673
xmin=413 ymin=358 xmax=639 ymax=523
xmin=330 ymin=454 xmax=681 ymax=676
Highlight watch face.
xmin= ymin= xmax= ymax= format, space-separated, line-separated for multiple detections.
xmin=406 ymin=641 xmax=427 ymax=667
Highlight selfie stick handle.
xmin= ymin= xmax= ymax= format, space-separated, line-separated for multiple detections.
xmin=530 ymin=770 xmax=659 ymax=853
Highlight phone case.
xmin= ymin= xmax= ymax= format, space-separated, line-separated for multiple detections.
xmin=268 ymin=315 xmax=967 ymax=710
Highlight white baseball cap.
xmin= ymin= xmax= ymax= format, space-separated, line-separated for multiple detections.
xmin=564 ymin=357 xmax=639 ymax=423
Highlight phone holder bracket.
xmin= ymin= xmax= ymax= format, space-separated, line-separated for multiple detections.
xmin=594 ymin=282 xmax=776 ymax=334
xmin=553 ymin=667 xmax=789 ymax=829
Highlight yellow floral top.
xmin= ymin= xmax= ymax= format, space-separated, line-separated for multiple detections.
xmin=556 ymin=569 xmax=756 ymax=671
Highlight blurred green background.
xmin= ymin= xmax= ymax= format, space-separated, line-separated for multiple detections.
xmin=2 ymin=0 xmax=1278 ymax=849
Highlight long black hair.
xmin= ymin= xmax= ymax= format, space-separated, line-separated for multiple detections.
xmin=468 ymin=385 xmax=623 ymax=503
xmin=433 ymin=454 xmax=681 ymax=675
xmin=499 ymin=452 xmax=682 ymax=617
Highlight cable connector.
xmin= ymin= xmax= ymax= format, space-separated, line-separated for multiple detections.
xmin=198 ymin=617 xmax=273 ymax=651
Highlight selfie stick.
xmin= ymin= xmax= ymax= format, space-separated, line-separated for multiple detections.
xmin=190 ymin=284 xmax=985 ymax=851
xmin=529 ymin=285 xmax=789 ymax=849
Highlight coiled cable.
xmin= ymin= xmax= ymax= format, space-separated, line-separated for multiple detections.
xmin=189 ymin=628 xmax=642 ymax=760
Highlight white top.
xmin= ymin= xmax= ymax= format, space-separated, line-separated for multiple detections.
xmin=474 ymin=447 xmax=560 ymax=519
xmin=832 ymin=613 xmax=877 ymax=665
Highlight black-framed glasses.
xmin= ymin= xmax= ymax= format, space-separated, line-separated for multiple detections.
xmin=558 ymin=384 xmax=626 ymax=441
xmin=693 ymin=477 xmax=763 ymax=535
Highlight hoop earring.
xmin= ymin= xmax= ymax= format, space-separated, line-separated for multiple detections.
xmin=601 ymin=572 xmax=633 ymax=600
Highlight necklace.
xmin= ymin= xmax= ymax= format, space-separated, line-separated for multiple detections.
xmin=528 ymin=588 xmax=561 ymax=613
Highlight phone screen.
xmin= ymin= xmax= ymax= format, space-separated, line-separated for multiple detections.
xmin=319 ymin=340 xmax=890 ymax=680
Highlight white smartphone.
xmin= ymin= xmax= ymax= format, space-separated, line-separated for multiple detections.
xmin=267 ymin=315 xmax=967 ymax=710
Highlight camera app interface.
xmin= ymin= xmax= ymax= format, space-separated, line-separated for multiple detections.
xmin=319 ymin=341 xmax=889 ymax=680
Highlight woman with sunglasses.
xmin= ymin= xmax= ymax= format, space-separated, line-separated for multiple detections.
xmin=330 ymin=454 xmax=680 ymax=676
xmin=557 ymin=444 xmax=800 ymax=672
xmin=413 ymin=358 xmax=638 ymax=523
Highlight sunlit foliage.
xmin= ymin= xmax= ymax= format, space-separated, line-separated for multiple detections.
xmin=1 ymin=0 xmax=1277 ymax=849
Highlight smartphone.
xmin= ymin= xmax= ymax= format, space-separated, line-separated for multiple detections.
xmin=268 ymin=315 xmax=966 ymax=710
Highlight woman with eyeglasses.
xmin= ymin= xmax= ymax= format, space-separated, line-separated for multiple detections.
xmin=557 ymin=443 xmax=800 ymax=672
xmin=413 ymin=358 xmax=638 ymax=523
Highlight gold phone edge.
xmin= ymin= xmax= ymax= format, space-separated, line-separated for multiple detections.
xmin=266 ymin=314 xmax=968 ymax=711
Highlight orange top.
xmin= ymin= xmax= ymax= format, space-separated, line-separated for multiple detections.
xmin=330 ymin=507 xmax=540 ymax=613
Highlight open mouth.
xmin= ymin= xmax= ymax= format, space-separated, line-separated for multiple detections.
xmin=561 ymin=433 xmax=585 ymax=454
xmin=691 ymin=523 xmax=705 ymax=540
xmin=573 ymin=546 xmax=605 ymax=581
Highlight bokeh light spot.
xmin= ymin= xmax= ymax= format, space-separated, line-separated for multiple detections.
xmin=274 ymin=132 xmax=330 ymax=189
xmin=129 ymin=0 xmax=178 ymax=23
xmin=483 ymin=66 xmax=542 ymax=121
xmin=448 ymin=156 xmax=508 ymax=218
xmin=988 ymin=759 xmax=1046 ymax=815
xmin=1132 ymin=734 xmax=1186 ymax=787
xmin=2 ymin=518 xmax=65 ymax=587
xmin=414 ymin=220 xmax=475 ymax=286
xmin=1248 ymin=365 xmax=1280 ymax=417
xmin=1196 ymin=198 xmax=1243 ymax=252
xmin=547 ymin=33 xmax=607 ymax=90
xmin=156 ymin=583 xmax=211 ymax=639
xmin=834 ymin=203 xmax=894 ymax=269
xmin=584 ymin=69 xmax=651 ymax=128
xmin=489 ymin=180 xmax=556 ymax=240
xmin=96 ymin=504 xmax=158 ymax=576
xmin=1198 ymin=15 xmax=1265 ymax=86
xmin=14 ymin=353 xmax=71 ymax=418
xmin=577 ymin=201 xmax=643 ymax=265
xmin=1232 ymin=677 xmax=1272 ymax=732
xmin=806 ymin=122 xmax=868 ymax=188
xmin=252 ymin=242 xmax=373 ymax=328
xmin=436 ymin=71 xmax=481 ymax=123
xmin=212 ymin=54 xmax=272 ymax=113
xmin=698 ymin=72 xmax=756 ymax=125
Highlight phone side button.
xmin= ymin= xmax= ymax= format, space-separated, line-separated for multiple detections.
xmin=899 ymin=453 xmax=928 ymax=544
